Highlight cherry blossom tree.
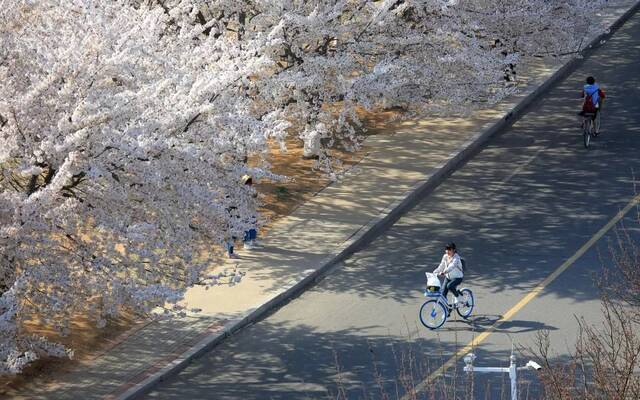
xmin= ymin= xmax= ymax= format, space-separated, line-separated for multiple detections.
xmin=0 ymin=0 xmax=607 ymax=374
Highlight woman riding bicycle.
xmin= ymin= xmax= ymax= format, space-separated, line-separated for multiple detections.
xmin=432 ymin=242 xmax=464 ymax=307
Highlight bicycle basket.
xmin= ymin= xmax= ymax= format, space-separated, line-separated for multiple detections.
xmin=425 ymin=272 xmax=441 ymax=290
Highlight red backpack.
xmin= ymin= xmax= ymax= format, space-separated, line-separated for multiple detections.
xmin=584 ymin=91 xmax=597 ymax=113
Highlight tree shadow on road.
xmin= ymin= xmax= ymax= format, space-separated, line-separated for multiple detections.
xmin=138 ymin=318 xmax=520 ymax=400
xmin=439 ymin=314 xmax=558 ymax=335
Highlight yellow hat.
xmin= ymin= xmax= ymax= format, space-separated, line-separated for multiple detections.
xmin=241 ymin=174 xmax=252 ymax=184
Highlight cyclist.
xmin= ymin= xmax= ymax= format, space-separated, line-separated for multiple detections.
xmin=579 ymin=76 xmax=606 ymax=134
xmin=432 ymin=242 xmax=464 ymax=309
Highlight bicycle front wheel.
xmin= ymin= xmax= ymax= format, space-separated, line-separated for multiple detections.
xmin=419 ymin=299 xmax=448 ymax=330
xmin=456 ymin=289 xmax=474 ymax=319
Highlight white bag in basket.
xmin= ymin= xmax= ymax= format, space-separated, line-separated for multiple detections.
xmin=425 ymin=272 xmax=441 ymax=289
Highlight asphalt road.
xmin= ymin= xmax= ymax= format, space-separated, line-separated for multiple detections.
xmin=144 ymin=10 xmax=640 ymax=400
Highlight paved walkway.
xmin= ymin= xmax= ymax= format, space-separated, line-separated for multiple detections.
xmin=9 ymin=1 xmax=639 ymax=399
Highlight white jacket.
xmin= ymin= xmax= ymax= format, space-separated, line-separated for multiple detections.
xmin=433 ymin=253 xmax=463 ymax=279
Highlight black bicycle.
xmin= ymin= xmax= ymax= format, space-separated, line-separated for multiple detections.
xmin=582 ymin=111 xmax=600 ymax=148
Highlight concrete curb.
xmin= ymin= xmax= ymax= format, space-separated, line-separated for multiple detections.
xmin=116 ymin=2 xmax=640 ymax=399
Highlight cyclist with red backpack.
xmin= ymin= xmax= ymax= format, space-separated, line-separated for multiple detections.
xmin=580 ymin=76 xmax=606 ymax=134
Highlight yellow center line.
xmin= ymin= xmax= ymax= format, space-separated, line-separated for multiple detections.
xmin=405 ymin=193 xmax=640 ymax=399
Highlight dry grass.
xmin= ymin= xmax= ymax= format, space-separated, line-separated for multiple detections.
xmin=0 ymin=312 xmax=142 ymax=396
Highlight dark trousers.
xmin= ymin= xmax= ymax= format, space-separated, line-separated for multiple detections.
xmin=243 ymin=228 xmax=257 ymax=242
xmin=442 ymin=277 xmax=463 ymax=300
xmin=579 ymin=108 xmax=600 ymax=119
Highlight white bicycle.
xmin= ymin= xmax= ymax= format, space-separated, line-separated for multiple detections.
xmin=419 ymin=272 xmax=474 ymax=330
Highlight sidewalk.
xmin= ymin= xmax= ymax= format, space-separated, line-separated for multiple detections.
xmin=10 ymin=1 xmax=639 ymax=399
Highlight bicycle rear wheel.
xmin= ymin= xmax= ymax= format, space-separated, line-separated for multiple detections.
xmin=583 ymin=119 xmax=592 ymax=148
xmin=456 ymin=289 xmax=474 ymax=319
xmin=419 ymin=299 xmax=447 ymax=330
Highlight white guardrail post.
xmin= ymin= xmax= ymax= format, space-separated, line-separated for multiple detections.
xmin=463 ymin=344 xmax=542 ymax=400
